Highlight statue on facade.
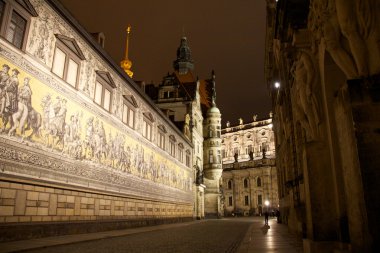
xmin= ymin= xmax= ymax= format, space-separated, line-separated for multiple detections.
xmin=195 ymin=166 xmax=203 ymax=185
xmin=249 ymin=150 xmax=254 ymax=160
xmin=309 ymin=0 xmax=379 ymax=78
xmin=262 ymin=148 xmax=266 ymax=159
xmin=234 ymin=152 xmax=238 ymax=163
xmin=291 ymin=51 xmax=321 ymax=141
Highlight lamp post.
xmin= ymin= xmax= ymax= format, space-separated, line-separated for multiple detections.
xmin=265 ymin=200 xmax=270 ymax=212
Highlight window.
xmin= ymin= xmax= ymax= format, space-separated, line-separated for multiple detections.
xmin=6 ymin=10 xmax=26 ymax=49
xmin=143 ymin=119 xmax=152 ymax=141
xmin=244 ymin=196 xmax=249 ymax=206
xmin=93 ymin=71 xmax=115 ymax=112
xmin=122 ymin=103 xmax=135 ymax=128
xmin=244 ymin=178 xmax=249 ymax=188
xmin=257 ymin=177 xmax=262 ymax=187
xmin=186 ymin=150 xmax=191 ymax=167
xmin=234 ymin=147 xmax=239 ymax=156
xmin=158 ymin=131 xmax=165 ymax=149
xmin=52 ymin=35 xmax=85 ymax=88
xmin=209 ymin=150 xmax=213 ymax=163
xmin=178 ymin=143 xmax=184 ymax=162
xmin=217 ymin=150 xmax=221 ymax=163
xmin=258 ymin=194 xmax=262 ymax=205
xmin=222 ymin=149 xmax=226 ymax=158
xmin=228 ymin=196 xmax=233 ymax=206
xmin=122 ymin=95 xmax=137 ymax=129
xmin=248 ymin=145 xmax=253 ymax=153
xmin=0 ymin=0 xmax=37 ymax=50
xmin=142 ymin=112 xmax=154 ymax=141
xmin=208 ymin=126 xmax=213 ymax=138
xmin=227 ymin=180 xmax=232 ymax=190
xmin=169 ymin=135 xmax=176 ymax=157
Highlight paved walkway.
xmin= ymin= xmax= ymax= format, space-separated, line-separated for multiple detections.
xmin=0 ymin=217 xmax=302 ymax=253
xmin=237 ymin=217 xmax=303 ymax=253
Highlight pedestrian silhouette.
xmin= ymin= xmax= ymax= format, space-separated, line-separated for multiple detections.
xmin=264 ymin=211 xmax=269 ymax=225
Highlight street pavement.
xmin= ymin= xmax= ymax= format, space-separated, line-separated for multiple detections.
xmin=0 ymin=217 xmax=303 ymax=253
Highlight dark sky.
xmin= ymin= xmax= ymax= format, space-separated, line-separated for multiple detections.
xmin=59 ymin=0 xmax=271 ymax=126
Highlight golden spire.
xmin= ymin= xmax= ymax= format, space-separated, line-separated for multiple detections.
xmin=120 ymin=25 xmax=133 ymax=78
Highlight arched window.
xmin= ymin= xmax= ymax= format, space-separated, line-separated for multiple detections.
xmin=227 ymin=180 xmax=232 ymax=189
xmin=243 ymin=178 xmax=249 ymax=188
xmin=209 ymin=126 xmax=213 ymax=138
xmin=257 ymin=177 xmax=262 ymax=187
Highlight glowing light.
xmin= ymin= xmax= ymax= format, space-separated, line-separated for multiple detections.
xmin=265 ymin=200 xmax=270 ymax=206
xmin=274 ymin=82 xmax=280 ymax=88
xmin=268 ymin=123 xmax=273 ymax=129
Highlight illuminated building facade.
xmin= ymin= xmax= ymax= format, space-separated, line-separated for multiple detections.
xmin=221 ymin=116 xmax=278 ymax=216
xmin=0 ymin=0 xmax=194 ymax=240
xmin=145 ymin=37 xmax=223 ymax=218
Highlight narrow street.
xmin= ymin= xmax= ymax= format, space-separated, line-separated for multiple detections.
xmin=1 ymin=217 xmax=302 ymax=253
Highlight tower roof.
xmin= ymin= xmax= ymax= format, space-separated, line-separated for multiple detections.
xmin=173 ymin=37 xmax=194 ymax=74
xmin=120 ymin=25 xmax=133 ymax=78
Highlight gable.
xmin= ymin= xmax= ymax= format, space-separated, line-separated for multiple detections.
xmin=96 ymin=70 xmax=116 ymax=88
xmin=16 ymin=0 xmax=38 ymax=17
xmin=55 ymin=34 xmax=86 ymax=60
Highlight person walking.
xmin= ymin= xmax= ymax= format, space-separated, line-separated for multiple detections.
xmin=264 ymin=211 xmax=269 ymax=225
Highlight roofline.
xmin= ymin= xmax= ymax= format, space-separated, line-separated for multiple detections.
xmin=221 ymin=117 xmax=272 ymax=133
xmin=46 ymin=0 xmax=193 ymax=147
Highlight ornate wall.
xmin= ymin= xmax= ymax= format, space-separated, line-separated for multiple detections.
xmin=0 ymin=0 xmax=194 ymax=238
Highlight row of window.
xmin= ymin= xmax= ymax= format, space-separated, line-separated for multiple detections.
xmin=1 ymin=0 xmax=192 ymax=167
xmin=226 ymin=177 xmax=262 ymax=189
xmin=227 ymin=195 xmax=263 ymax=206
xmin=222 ymin=144 xmax=270 ymax=158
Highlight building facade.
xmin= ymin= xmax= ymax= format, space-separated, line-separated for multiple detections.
xmin=145 ymin=37 xmax=223 ymax=218
xmin=0 ymin=0 xmax=195 ymax=241
xmin=265 ymin=0 xmax=380 ymax=252
xmin=221 ymin=117 xmax=278 ymax=216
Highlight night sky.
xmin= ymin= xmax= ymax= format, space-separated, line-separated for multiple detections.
xmin=59 ymin=0 xmax=271 ymax=126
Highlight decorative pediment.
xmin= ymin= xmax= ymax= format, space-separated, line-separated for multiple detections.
xmin=178 ymin=143 xmax=184 ymax=149
xmin=169 ymin=135 xmax=176 ymax=142
xmin=143 ymin=112 xmax=154 ymax=122
xmin=16 ymin=0 xmax=38 ymax=17
xmin=123 ymin=94 xmax=138 ymax=107
xmin=186 ymin=149 xmax=191 ymax=154
xmin=96 ymin=71 xmax=116 ymax=88
xmin=158 ymin=124 xmax=167 ymax=133
xmin=55 ymin=34 xmax=86 ymax=60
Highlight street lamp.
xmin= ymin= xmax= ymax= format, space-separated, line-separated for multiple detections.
xmin=265 ymin=200 xmax=270 ymax=212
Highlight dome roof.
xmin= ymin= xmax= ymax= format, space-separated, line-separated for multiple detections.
xmin=208 ymin=105 xmax=220 ymax=114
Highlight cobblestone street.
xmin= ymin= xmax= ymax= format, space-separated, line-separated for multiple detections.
xmin=1 ymin=217 xmax=302 ymax=253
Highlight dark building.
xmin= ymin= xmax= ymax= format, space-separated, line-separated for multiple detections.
xmin=265 ymin=0 xmax=380 ymax=252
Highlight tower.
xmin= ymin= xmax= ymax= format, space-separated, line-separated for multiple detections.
xmin=120 ymin=25 xmax=133 ymax=78
xmin=173 ymin=37 xmax=194 ymax=75
xmin=203 ymin=71 xmax=223 ymax=218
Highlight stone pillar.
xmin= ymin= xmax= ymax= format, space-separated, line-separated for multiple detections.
xmin=346 ymin=75 xmax=380 ymax=252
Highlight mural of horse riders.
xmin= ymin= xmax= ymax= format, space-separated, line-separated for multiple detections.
xmin=0 ymin=64 xmax=191 ymax=192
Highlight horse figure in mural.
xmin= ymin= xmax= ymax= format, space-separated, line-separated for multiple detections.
xmin=40 ymin=95 xmax=67 ymax=149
